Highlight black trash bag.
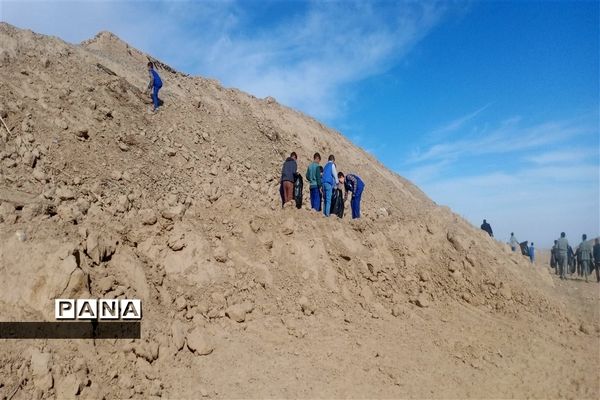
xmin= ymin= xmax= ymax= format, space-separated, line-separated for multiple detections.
xmin=568 ymin=246 xmax=576 ymax=273
xmin=293 ymin=173 xmax=303 ymax=209
xmin=550 ymin=251 xmax=557 ymax=269
xmin=330 ymin=188 xmax=345 ymax=218
xmin=519 ymin=241 xmax=529 ymax=257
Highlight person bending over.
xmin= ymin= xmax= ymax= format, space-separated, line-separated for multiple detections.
xmin=338 ymin=172 xmax=365 ymax=219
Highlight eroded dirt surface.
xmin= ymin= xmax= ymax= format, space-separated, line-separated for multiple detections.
xmin=0 ymin=23 xmax=598 ymax=399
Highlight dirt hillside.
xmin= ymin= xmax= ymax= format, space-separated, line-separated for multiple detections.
xmin=0 ymin=23 xmax=598 ymax=399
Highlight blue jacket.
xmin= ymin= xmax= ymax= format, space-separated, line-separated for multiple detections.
xmin=151 ymin=69 xmax=162 ymax=88
xmin=322 ymin=161 xmax=336 ymax=186
xmin=344 ymin=174 xmax=364 ymax=195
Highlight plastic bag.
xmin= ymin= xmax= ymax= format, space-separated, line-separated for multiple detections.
xmin=330 ymin=189 xmax=344 ymax=218
xmin=519 ymin=241 xmax=529 ymax=257
xmin=294 ymin=173 xmax=303 ymax=209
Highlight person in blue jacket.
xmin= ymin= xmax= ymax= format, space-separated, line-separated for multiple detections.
xmin=529 ymin=242 xmax=535 ymax=263
xmin=321 ymin=155 xmax=337 ymax=217
xmin=338 ymin=172 xmax=365 ymax=219
xmin=146 ymin=61 xmax=163 ymax=111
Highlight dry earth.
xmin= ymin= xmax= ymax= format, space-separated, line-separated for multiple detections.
xmin=0 ymin=24 xmax=598 ymax=399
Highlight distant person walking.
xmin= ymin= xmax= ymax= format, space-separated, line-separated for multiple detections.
xmin=593 ymin=238 xmax=600 ymax=283
xmin=338 ymin=172 xmax=365 ymax=219
xmin=577 ymin=234 xmax=593 ymax=282
xmin=146 ymin=61 xmax=163 ymax=112
xmin=280 ymin=152 xmax=297 ymax=206
xmin=556 ymin=232 xmax=569 ymax=279
xmin=306 ymin=153 xmax=322 ymax=211
xmin=529 ymin=242 xmax=535 ymax=263
xmin=480 ymin=219 xmax=493 ymax=237
xmin=322 ymin=155 xmax=337 ymax=217
xmin=509 ymin=233 xmax=519 ymax=252
xmin=550 ymin=240 xmax=558 ymax=273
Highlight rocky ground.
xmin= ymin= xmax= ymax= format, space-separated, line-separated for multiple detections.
xmin=0 ymin=23 xmax=598 ymax=399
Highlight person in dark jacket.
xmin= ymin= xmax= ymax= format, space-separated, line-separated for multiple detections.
xmin=480 ymin=219 xmax=493 ymax=237
xmin=280 ymin=152 xmax=297 ymax=206
xmin=146 ymin=61 xmax=163 ymax=112
xmin=550 ymin=240 xmax=558 ymax=273
xmin=338 ymin=172 xmax=365 ymax=219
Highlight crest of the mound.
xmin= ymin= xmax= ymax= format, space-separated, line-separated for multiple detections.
xmin=0 ymin=21 xmax=563 ymax=337
xmin=82 ymin=30 xmax=183 ymax=77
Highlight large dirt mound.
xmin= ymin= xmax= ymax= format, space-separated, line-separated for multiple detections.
xmin=0 ymin=23 xmax=598 ymax=399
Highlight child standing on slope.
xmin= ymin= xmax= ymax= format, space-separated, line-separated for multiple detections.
xmin=306 ymin=152 xmax=322 ymax=211
xmin=146 ymin=61 xmax=163 ymax=112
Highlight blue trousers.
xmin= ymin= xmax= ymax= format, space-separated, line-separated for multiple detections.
xmin=152 ymin=85 xmax=162 ymax=109
xmin=310 ymin=187 xmax=321 ymax=211
xmin=323 ymin=183 xmax=333 ymax=216
xmin=351 ymin=185 xmax=364 ymax=219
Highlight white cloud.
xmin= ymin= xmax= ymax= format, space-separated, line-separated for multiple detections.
xmin=421 ymin=167 xmax=599 ymax=248
xmin=525 ymin=148 xmax=597 ymax=165
xmin=429 ymin=103 xmax=491 ymax=137
xmin=1 ymin=0 xmax=449 ymax=120
xmin=404 ymin=111 xmax=599 ymax=248
xmin=409 ymin=117 xmax=593 ymax=164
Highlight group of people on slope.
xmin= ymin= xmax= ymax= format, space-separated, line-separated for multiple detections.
xmin=551 ymin=233 xmax=599 ymax=283
xmin=508 ymin=232 xmax=536 ymax=263
xmin=280 ymin=152 xmax=365 ymax=219
xmin=481 ymin=222 xmax=537 ymax=263
xmin=481 ymin=221 xmax=598 ymax=281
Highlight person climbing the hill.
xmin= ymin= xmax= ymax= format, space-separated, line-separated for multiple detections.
xmin=529 ymin=242 xmax=535 ymax=263
xmin=322 ymin=155 xmax=337 ymax=217
xmin=509 ymin=233 xmax=519 ymax=252
xmin=593 ymin=238 xmax=600 ymax=283
xmin=306 ymin=153 xmax=322 ymax=211
xmin=280 ymin=152 xmax=297 ymax=206
xmin=146 ymin=61 xmax=163 ymax=112
xmin=577 ymin=234 xmax=592 ymax=282
xmin=556 ymin=232 xmax=569 ymax=279
xmin=481 ymin=219 xmax=493 ymax=237
xmin=338 ymin=172 xmax=365 ymax=219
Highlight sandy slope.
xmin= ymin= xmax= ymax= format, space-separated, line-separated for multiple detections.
xmin=0 ymin=23 xmax=598 ymax=399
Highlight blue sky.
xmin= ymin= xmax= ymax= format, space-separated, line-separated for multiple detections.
xmin=2 ymin=0 xmax=598 ymax=247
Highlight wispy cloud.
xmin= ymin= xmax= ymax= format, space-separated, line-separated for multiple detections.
xmin=409 ymin=117 xmax=592 ymax=164
xmin=525 ymin=148 xmax=597 ymax=165
xmin=403 ymin=109 xmax=599 ymax=246
xmin=2 ymin=1 xmax=449 ymax=120
xmin=430 ymin=103 xmax=491 ymax=136
xmin=421 ymin=165 xmax=599 ymax=246
xmin=171 ymin=2 xmax=448 ymax=119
